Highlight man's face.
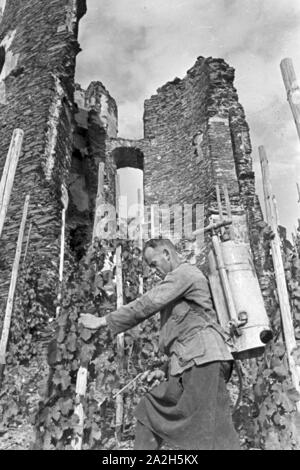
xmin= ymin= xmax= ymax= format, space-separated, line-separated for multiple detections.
xmin=144 ymin=246 xmax=172 ymax=279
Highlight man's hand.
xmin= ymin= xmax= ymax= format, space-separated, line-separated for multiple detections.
xmin=79 ymin=314 xmax=107 ymax=330
xmin=141 ymin=369 xmax=166 ymax=383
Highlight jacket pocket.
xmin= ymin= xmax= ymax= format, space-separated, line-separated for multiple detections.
xmin=173 ymin=329 xmax=206 ymax=366
xmin=171 ymin=301 xmax=191 ymax=323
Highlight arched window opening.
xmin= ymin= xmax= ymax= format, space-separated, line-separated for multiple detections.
xmin=112 ymin=147 xmax=144 ymax=241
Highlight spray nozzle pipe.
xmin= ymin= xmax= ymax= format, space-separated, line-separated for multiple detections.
xmin=191 ymin=219 xmax=233 ymax=239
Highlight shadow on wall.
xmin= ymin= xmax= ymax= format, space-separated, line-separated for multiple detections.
xmin=67 ymin=148 xmax=92 ymax=261
xmin=0 ymin=46 xmax=5 ymax=74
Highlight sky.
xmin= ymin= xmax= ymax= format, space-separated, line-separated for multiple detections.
xmin=76 ymin=0 xmax=300 ymax=238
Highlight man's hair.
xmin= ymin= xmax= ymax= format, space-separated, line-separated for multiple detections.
xmin=143 ymin=238 xmax=177 ymax=256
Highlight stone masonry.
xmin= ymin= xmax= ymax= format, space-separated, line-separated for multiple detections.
xmin=0 ymin=0 xmax=86 ymax=307
xmin=92 ymin=57 xmax=257 ymax=264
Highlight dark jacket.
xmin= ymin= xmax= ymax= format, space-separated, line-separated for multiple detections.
xmin=105 ymin=262 xmax=233 ymax=376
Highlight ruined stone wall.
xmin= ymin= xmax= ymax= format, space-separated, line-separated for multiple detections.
xmin=143 ymin=57 xmax=255 ymax=210
xmin=142 ymin=57 xmax=257 ymax=268
xmin=143 ymin=57 xmax=242 ymax=207
xmin=143 ymin=60 xmax=209 ymax=207
xmin=94 ymin=57 xmax=258 ymax=255
xmin=72 ymin=82 xmax=149 ymax=248
xmin=0 ymin=0 xmax=86 ymax=304
xmin=69 ymin=57 xmax=263 ymax=268
xmin=68 ymin=81 xmax=118 ymax=256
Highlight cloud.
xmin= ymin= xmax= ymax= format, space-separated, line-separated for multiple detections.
xmin=76 ymin=0 xmax=300 ymax=235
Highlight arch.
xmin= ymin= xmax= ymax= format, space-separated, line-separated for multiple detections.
xmin=112 ymin=147 xmax=144 ymax=171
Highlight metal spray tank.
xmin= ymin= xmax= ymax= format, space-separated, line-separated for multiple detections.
xmin=192 ymin=186 xmax=273 ymax=359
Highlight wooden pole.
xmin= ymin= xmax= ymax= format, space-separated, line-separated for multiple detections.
xmin=115 ymin=172 xmax=124 ymax=445
xmin=216 ymin=185 xmax=224 ymax=222
xmin=72 ymin=366 xmax=88 ymax=450
xmin=272 ymin=195 xmax=280 ymax=226
xmin=92 ymin=162 xmax=105 ymax=240
xmin=297 ymin=183 xmax=300 ymax=203
xmin=0 ymin=129 xmax=24 ymax=239
xmin=0 ymin=194 xmax=30 ymax=386
xmin=22 ymin=221 xmax=32 ymax=270
xmin=137 ymin=188 xmax=143 ymax=296
xmin=150 ymin=204 xmax=160 ymax=239
xmin=215 ymin=185 xmax=226 ymax=240
xmin=115 ymin=175 xmax=124 ymax=312
xmin=56 ymin=184 xmax=69 ymax=319
xmin=0 ymin=130 xmax=23 ymax=204
xmin=259 ymin=146 xmax=300 ymax=411
xmin=280 ymin=58 xmax=300 ymax=142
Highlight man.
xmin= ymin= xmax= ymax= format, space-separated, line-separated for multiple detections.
xmin=79 ymin=239 xmax=240 ymax=450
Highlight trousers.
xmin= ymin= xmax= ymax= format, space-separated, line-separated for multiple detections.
xmin=134 ymin=361 xmax=240 ymax=450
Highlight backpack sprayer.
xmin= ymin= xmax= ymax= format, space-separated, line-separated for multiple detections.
xmin=192 ymin=185 xmax=273 ymax=360
xmin=191 ymin=186 xmax=273 ymax=413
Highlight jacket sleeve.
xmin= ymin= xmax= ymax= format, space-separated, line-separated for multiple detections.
xmin=105 ymin=265 xmax=193 ymax=336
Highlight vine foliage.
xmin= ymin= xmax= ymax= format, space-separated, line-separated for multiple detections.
xmin=34 ymin=238 xmax=167 ymax=450
xmin=2 ymin=225 xmax=300 ymax=450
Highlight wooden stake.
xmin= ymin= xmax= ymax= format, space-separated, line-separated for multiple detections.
xmin=115 ymin=243 xmax=124 ymax=442
xmin=72 ymin=366 xmax=88 ymax=450
xmin=115 ymin=174 xmax=124 ymax=311
xmin=22 ymin=221 xmax=32 ymax=270
xmin=0 ymin=129 xmax=24 ymax=239
xmin=56 ymin=184 xmax=69 ymax=319
xmin=259 ymin=146 xmax=300 ymax=411
xmin=280 ymin=59 xmax=300 ymax=142
xmin=215 ymin=184 xmax=226 ymax=240
xmin=150 ymin=204 xmax=159 ymax=239
xmin=137 ymin=188 xmax=144 ymax=296
xmin=0 ymin=130 xmax=23 ymax=204
xmin=115 ymin=173 xmax=124 ymax=445
xmin=297 ymin=183 xmax=300 ymax=203
xmin=272 ymin=195 xmax=280 ymax=226
xmin=92 ymin=162 xmax=105 ymax=240
xmin=216 ymin=185 xmax=224 ymax=222
xmin=0 ymin=195 xmax=30 ymax=386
